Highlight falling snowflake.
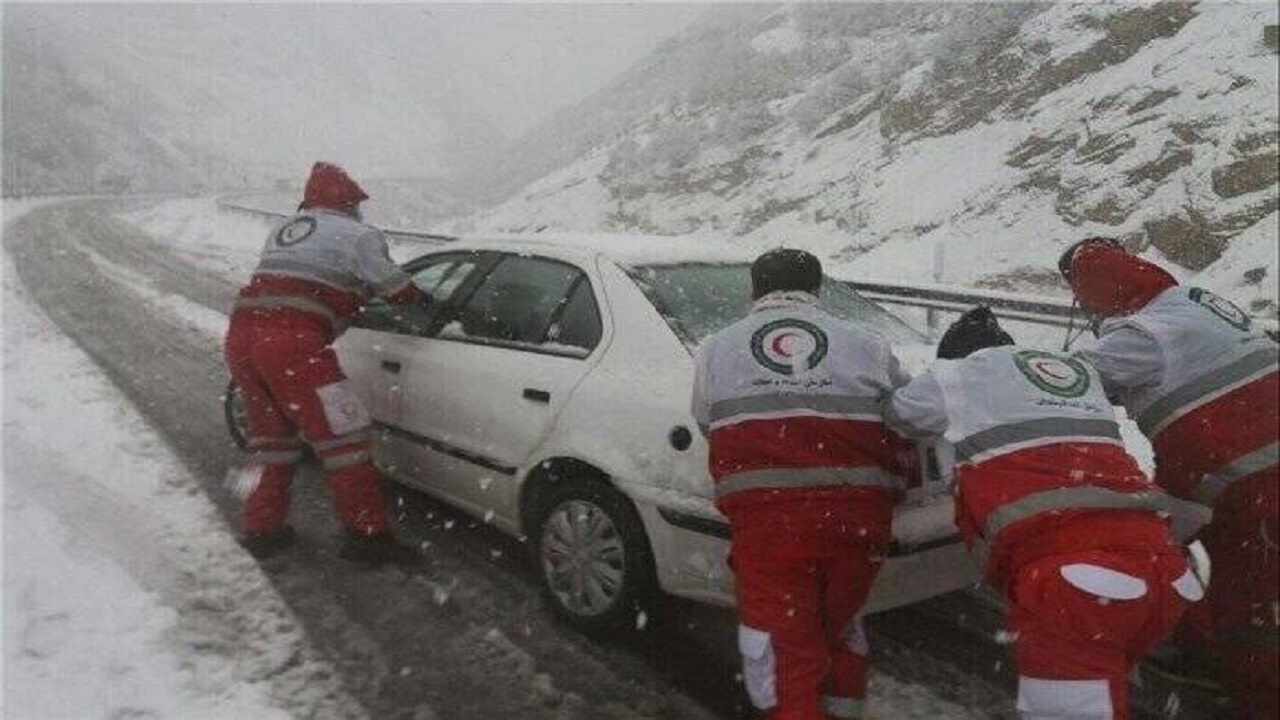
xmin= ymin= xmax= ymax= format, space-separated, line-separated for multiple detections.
xmin=994 ymin=630 xmax=1018 ymax=645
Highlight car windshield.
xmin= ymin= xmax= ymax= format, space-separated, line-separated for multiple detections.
xmin=627 ymin=263 xmax=926 ymax=348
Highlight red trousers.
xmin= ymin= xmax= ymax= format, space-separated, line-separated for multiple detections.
xmin=730 ymin=500 xmax=889 ymax=720
xmin=224 ymin=309 xmax=389 ymax=536
xmin=1196 ymin=488 xmax=1278 ymax=720
xmin=1008 ymin=548 xmax=1193 ymax=720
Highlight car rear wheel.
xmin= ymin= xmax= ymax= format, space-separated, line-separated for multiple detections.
xmin=532 ymin=478 xmax=656 ymax=634
xmin=224 ymin=379 xmax=249 ymax=450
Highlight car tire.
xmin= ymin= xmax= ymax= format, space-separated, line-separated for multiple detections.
xmin=224 ymin=379 xmax=250 ymax=450
xmin=530 ymin=477 xmax=657 ymax=634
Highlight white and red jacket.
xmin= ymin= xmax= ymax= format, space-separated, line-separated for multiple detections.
xmin=887 ymin=346 xmax=1207 ymax=589
xmin=234 ymin=209 xmax=420 ymax=337
xmin=691 ymin=292 xmax=912 ymax=524
xmin=1081 ymin=285 xmax=1279 ymax=514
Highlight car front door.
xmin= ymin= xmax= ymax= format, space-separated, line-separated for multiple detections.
xmin=388 ymin=253 xmax=607 ymax=528
xmin=342 ymin=250 xmax=489 ymax=475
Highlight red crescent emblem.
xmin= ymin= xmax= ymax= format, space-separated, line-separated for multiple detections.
xmin=1034 ymin=360 xmax=1070 ymax=380
xmin=771 ymin=332 xmax=798 ymax=357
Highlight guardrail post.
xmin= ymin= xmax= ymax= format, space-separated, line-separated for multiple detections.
xmin=927 ymin=235 xmax=946 ymax=340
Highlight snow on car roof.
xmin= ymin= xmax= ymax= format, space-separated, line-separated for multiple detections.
xmin=449 ymin=232 xmax=758 ymax=266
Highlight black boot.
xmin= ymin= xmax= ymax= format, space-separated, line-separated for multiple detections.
xmin=240 ymin=526 xmax=296 ymax=559
xmin=338 ymin=530 xmax=420 ymax=565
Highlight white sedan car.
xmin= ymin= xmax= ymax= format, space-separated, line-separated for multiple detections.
xmin=300 ymin=233 xmax=976 ymax=630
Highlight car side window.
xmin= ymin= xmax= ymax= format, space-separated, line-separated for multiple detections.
xmin=440 ymin=255 xmax=586 ymax=353
xmin=413 ymin=257 xmax=479 ymax=301
xmin=354 ymin=253 xmax=481 ymax=335
xmin=547 ymin=280 xmax=602 ymax=353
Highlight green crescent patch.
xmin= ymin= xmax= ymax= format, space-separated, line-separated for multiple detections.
xmin=1014 ymin=350 xmax=1091 ymax=398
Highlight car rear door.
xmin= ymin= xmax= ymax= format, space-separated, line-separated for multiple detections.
xmin=386 ymin=252 xmax=608 ymax=527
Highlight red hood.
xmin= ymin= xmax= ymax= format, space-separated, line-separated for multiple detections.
xmin=1069 ymin=243 xmax=1178 ymax=316
xmin=300 ymin=162 xmax=368 ymax=213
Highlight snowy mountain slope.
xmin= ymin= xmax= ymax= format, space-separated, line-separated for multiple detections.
xmin=2 ymin=4 xmax=502 ymax=195
xmin=457 ymin=3 xmax=1279 ymax=316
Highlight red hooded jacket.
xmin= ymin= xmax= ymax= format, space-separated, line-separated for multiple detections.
xmin=300 ymin=162 xmax=369 ymax=213
xmin=1068 ymin=244 xmax=1178 ymax=317
xmin=1070 ymin=243 xmax=1277 ymax=517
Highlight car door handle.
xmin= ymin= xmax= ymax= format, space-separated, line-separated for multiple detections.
xmin=381 ymin=360 xmax=402 ymax=374
xmin=522 ymin=388 xmax=551 ymax=404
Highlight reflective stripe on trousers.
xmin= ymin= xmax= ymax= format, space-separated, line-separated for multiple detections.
xmin=234 ymin=295 xmax=338 ymax=325
xmin=310 ymin=429 xmax=372 ymax=452
xmin=1137 ymin=347 xmax=1279 ymax=436
xmin=249 ymin=449 xmax=305 ymax=465
xmin=320 ymin=449 xmax=371 ymax=470
xmin=246 ymin=436 xmax=305 ymax=465
xmin=708 ymin=394 xmax=883 ymax=428
xmin=971 ymin=486 xmax=1213 ymax=569
xmin=954 ymin=418 xmax=1122 ymax=464
xmin=714 ymin=466 xmax=902 ymax=500
xmin=984 ymin=487 xmax=1210 ymax=539
xmin=1195 ymin=441 xmax=1279 ymax=505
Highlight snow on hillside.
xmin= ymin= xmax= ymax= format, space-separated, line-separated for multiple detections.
xmin=2 ymin=203 xmax=364 ymax=718
xmin=2 ymin=4 xmax=502 ymax=195
xmin=458 ymin=3 xmax=1278 ymax=316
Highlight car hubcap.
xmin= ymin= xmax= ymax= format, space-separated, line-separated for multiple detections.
xmin=540 ymin=499 xmax=626 ymax=617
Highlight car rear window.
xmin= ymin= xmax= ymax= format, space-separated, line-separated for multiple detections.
xmin=627 ymin=263 xmax=925 ymax=347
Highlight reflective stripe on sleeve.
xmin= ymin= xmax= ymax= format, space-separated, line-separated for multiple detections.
xmin=234 ymin=295 xmax=338 ymax=324
xmin=714 ymin=466 xmax=902 ymax=499
xmin=320 ymin=449 xmax=371 ymax=470
xmin=953 ymin=418 xmax=1122 ymax=463
xmin=983 ymin=486 xmax=1211 ymax=540
xmin=1137 ymin=347 xmax=1279 ymax=436
xmin=256 ymin=258 xmax=362 ymax=292
xmin=822 ymin=696 xmax=863 ymax=719
xmin=1195 ymin=441 xmax=1279 ymax=505
xmin=708 ymin=394 xmax=883 ymax=428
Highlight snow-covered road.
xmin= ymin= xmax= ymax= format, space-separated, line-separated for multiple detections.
xmin=2 ymin=200 xmax=363 ymax=718
xmin=3 ymin=196 xmax=1225 ymax=719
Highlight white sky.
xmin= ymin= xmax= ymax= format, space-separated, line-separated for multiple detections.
xmin=8 ymin=2 xmax=707 ymax=180
xmin=419 ymin=3 xmax=707 ymax=138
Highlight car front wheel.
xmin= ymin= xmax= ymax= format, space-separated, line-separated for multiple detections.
xmin=532 ymin=479 xmax=656 ymax=634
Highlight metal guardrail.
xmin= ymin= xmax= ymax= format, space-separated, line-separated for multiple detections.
xmin=218 ymin=197 xmax=1279 ymax=336
xmin=845 ymin=278 xmax=1279 ymax=337
xmin=217 ymin=198 xmax=459 ymax=244
xmin=847 ymin=279 xmax=1078 ymax=329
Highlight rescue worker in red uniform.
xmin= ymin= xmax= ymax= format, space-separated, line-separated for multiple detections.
xmin=225 ymin=161 xmax=426 ymax=562
xmin=691 ymin=249 xmax=911 ymax=720
xmin=1060 ymin=239 xmax=1278 ymax=720
xmin=887 ymin=307 xmax=1209 ymax=720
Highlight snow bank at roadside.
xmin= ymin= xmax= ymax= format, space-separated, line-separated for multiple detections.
xmin=121 ymin=197 xmax=273 ymax=285
xmin=120 ymin=197 xmax=440 ymax=289
xmin=2 ymin=199 xmax=365 ymax=718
